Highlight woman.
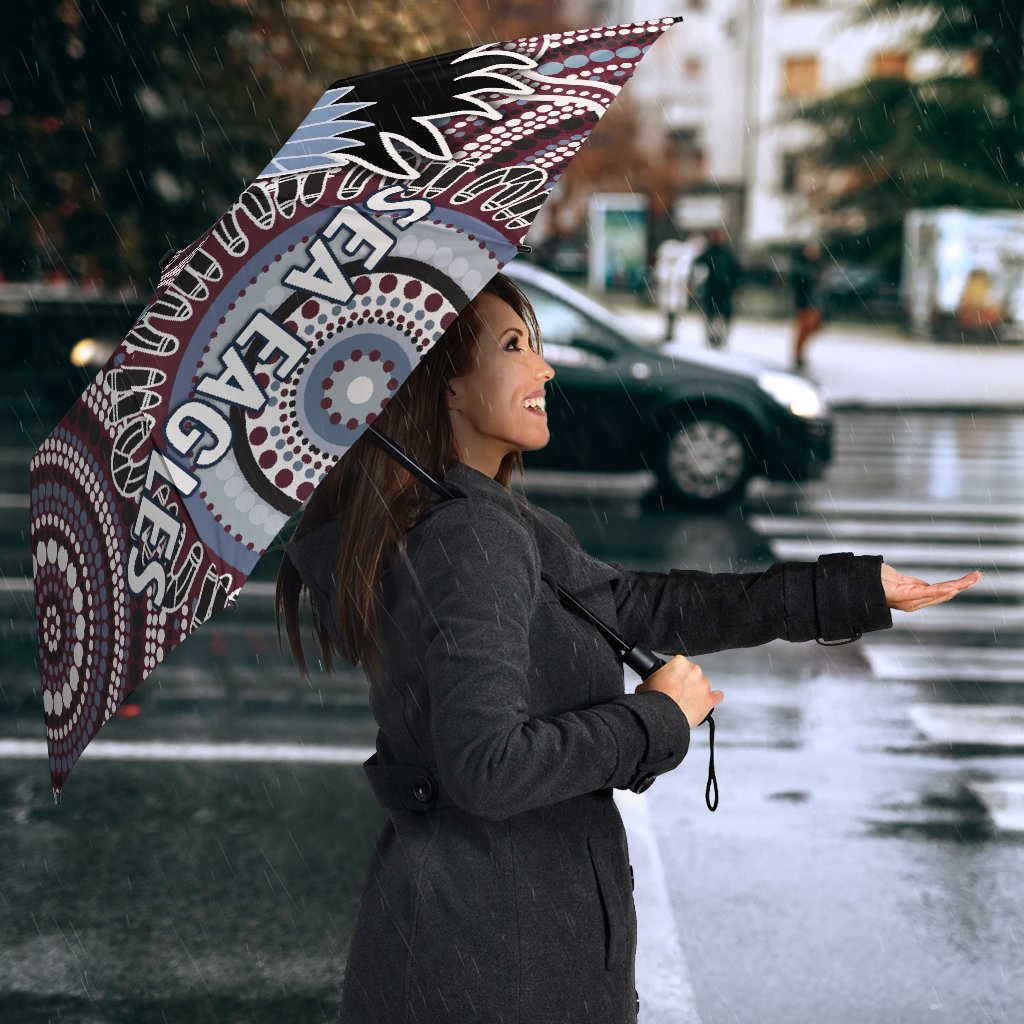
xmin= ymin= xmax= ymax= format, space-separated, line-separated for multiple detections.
xmin=277 ymin=273 xmax=980 ymax=1024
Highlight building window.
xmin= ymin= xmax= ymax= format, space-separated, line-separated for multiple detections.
xmin=684 ymin=56 xmax=703 ymax=82
xmin=871 ymin=51 xmax=908 ymax=79
xmin=780 ymin=152 xmax=799 ymax=195
xmin=781 ymin=56 xmax=819 ymax=98
xmin=669 ymin=128 xmax=706 ymax=182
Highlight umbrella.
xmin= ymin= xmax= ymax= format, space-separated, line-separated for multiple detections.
xmin=29 ymin=16 xmax=684 ymax=800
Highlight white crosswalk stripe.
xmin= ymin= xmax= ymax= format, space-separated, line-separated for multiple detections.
xmin=864 ymin=645 xmax=1024 ymax=684
xmin=750 ymin=413 xmax=1024 ymax=834
xmin=908 ymin=704 xmax=1024 ymax=748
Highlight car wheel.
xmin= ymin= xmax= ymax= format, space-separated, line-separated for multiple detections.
xmin=655 ymin=410 xmax=754 ymax=508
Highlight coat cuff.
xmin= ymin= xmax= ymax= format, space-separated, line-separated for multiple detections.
xmin=815 ymin=552 xmax=892 ymax=643
xmin=605 ymin=691 xmax=690 ymax=794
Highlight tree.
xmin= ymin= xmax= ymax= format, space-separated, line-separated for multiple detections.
xmin=0 ymin=1 xmax=464 ymax=287
xmin=790 ymin=0 xmax=1024 ymax=276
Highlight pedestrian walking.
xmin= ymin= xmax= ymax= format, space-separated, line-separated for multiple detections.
xmin=277 ymin=273 xmax=982 ymax=1024
xmin=691 ymin=227 xmax=742 ymax=349
xmin=653 ymin=236 xmax=701 ymax=341
xmin=790 ymin=241 xmax=824 ymax=369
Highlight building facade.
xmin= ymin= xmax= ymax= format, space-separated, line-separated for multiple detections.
xmin=611 ymin=0 xmax=931 ymax=251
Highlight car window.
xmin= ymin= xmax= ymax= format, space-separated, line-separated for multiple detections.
xmin=518 ymin=285 xmax=622 ymax=360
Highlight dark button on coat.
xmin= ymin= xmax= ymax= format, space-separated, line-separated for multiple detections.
xmin=286 ymin=460 xmax=893 ymax=1024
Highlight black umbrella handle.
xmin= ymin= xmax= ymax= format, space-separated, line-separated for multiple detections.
xmin=624 ymin=643 xmax=717 ymax=812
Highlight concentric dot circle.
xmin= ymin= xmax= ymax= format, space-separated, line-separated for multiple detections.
xmin=31 ymin=422 xmax=131 ymax=778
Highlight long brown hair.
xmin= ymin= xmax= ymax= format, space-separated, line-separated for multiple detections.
xmin=274 ymin=272 xmax=543 ymax=684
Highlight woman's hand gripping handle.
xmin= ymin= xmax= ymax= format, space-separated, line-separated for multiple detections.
xmin=629 ymin=650 xmax=724 ymax=810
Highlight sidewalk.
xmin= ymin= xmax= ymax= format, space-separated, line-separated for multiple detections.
xmin=608 ymin=304 xmax=1024 ymax=411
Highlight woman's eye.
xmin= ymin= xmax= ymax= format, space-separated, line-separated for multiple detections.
xmin=505 ymin=337 xmax=522 ymax=351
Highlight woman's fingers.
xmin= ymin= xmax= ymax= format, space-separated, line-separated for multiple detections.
xmin=891 ymin=570 xmax=983 ymax=612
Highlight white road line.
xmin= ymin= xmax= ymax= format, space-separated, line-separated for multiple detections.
xmin=863 ymin=645 xmax=1024 ymax=683
xmin=885 ymin=605 xmax=1024 ymax=633
xmin=749 ymin=516 xmax=1024 ymax=541
xmin=797 ymin=498 xmax=1024 ymax=519
xmin=768 ymin=539 xmax=1024 ymax=567
xmin=968 ymin=781 xmax=1024 ymax=832
xmin=908 ymin=705 xmax=1024 ymax=747
xmin=616 ymin=787 xmax=702 ymax=1024
xmin=0 ymin=739 xmax=375 ymax=763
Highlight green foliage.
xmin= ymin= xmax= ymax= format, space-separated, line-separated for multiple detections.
xmin=792 ymin=0 xmax=1024 ymax=275
xmin=0 ymin=0 xmax=465 ymax=287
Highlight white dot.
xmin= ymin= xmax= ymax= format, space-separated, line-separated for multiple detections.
xmin=463 ymin=270 xmax=482 ymax=294
xmin=224 ymin=477 xmax=244 ymax=498
xmin=73 ymin=642 xmax=84 ymax=668
xmin=43 ymin=689 xmax=54 ymax=715
xmin=62 ymin=683 xmax=72 ymax=709
xmin=215 ymin=460 xmax=234 ymax=481
xmin=36 ymin=541 xmax=45 ymax=565
xmin=434 ymin=247 xmax=453 ymax=268
xmin=53 ymin=689 xmax=63 ymax=716
xmin=76 ymin=615 xmax=86 ymax=640
xmin=73 ymin=589 xmax=83 ymax=613
xmin=69 ymin=666 xmax=79 ymax=691
xmin=248 ymin=504 xmax=269 ymax=526
xmin=235 ymin=492 xmax=255 ymax=513
xmin=46 ymin=539 xmax=57 ymax=564
xmin=263 ymin=512 xmax=286 ymax=536
xmin=57 ymin=547 xmax=68 ymax=571
xmin=449 ymin=257 xmax=469 ymax=279
xmin=415 ymin=238 xmax=437 ymax=260
xmin=347 ymin=375 xmax=374 ymax=405
xmin=67 ymin=564 xmax=77 ymax=588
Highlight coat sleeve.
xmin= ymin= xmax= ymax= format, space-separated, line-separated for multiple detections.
xmin=603 ymin=553 xmax=892 ymax=657
xmin=409 ymin=502 xmax=691 ymax=821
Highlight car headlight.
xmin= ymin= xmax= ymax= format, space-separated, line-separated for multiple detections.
xmin=757 ymin=371 xmax=829 ymax=419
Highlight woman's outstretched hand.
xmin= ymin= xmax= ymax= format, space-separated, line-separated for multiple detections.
xmin=881 ymin=564 xmax=983 ymax=612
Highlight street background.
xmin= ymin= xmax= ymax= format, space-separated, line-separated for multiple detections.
xmin=3 ymin=1 xmax=1024 ymax=1022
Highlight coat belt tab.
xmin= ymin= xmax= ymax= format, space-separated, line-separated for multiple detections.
xmin=363 ymin=752 xmax=456 ymax=811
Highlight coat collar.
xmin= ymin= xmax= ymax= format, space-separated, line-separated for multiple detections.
xmin=433 ymin=460 xmax=531 ymax=520
xmin=438 ymin=461 xmax=624 ymax=594
xmin=287 ymin=460 xmax=624 ymax=600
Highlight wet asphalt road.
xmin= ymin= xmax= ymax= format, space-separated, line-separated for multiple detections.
xmin=2 ymin=402 xmax=1023 ymax=1023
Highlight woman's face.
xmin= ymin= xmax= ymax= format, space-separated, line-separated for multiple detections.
xmin=446 ymin=291 xmax=555 ymax=478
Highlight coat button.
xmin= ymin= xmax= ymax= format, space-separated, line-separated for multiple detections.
xmin=631 ymin=773 xmax=656 ymax=794
xmin=630 ymin=864 xmax=634 ymax=891
xmin=636 ymin=989 xmax=640 ymax=1014
xmin=412 ymin=775 xmax=435 ymax=803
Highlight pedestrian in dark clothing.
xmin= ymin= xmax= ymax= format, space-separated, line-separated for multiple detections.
xmin=276 ymin=273 xmax=983 ymax=1024
xmin=691 ymin=227 xmax=742 ymax=348
xmin=790 ymin=241 xmax=824 ymax=369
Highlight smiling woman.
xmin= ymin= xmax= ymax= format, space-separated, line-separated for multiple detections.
xmin=444 ymin=289 xmax=556 ymax=477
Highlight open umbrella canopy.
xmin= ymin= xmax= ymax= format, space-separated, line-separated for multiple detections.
xmin=29 ymin=16 xmax=682 ymax=799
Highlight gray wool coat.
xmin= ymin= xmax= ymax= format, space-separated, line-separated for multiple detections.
xmin=286 ymin=459 xmax=893 ymax=1024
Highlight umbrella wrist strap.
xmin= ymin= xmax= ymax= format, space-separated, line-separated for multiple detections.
xmin=705 ymin=714 xmax=718 ymax=812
